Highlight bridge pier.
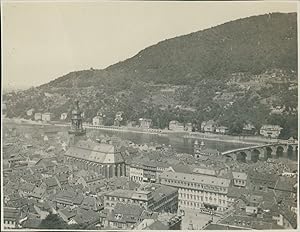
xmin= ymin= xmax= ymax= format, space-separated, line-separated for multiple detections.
xmin=290 ymin=145 xmax=298 ymax=152
xmin=270 ymin=147 xmax=277 ymax=156
xmin=258 ymin=148 xmax=266 ymax=160
xmin=282 ymin=145 xmax=288 ymax=154
xmin=245 ymin=151 xmax=252 ymax=162
xmin=231 ymin=153 xmax=237 ymax=161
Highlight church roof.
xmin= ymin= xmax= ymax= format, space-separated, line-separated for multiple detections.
xmin=65 ymin=140 xmax=125 ymax=164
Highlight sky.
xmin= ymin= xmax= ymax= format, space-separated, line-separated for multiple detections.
xmin=2 ymin=1 xmax=298 ymax=90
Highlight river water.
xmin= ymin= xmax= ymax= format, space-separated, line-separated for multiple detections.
xmin=90 ymin=129 xmax=298 ymax=161
xmin=90 ymin=129 xmax=255 ymax=153
xmin=5 ymin=121 xmax=297 ymax=161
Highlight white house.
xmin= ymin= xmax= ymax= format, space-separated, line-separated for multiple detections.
xmin=201 ymin=120 xmax=217 ymax=133
xmin=215 ymin=126 xmax=229 ymax=134
xmin=60 ymin=113 xmax=68 ymax=120
xmin=34 ymin=113 xmax=42 ymax=121
xmin=92 ymin=115 xmax=104 ymax=126
xmin=169 ymin=121 xmax=185 ymax=131
xmin=260 ymin=125 xmax=282 ymax=138
xmin=42 ymin=113 xmax=52 ymax=122
xmin=26 ymin=108 xmax=35 ymax=116
xmin=139 ymin=118 xmax=152 ymax=129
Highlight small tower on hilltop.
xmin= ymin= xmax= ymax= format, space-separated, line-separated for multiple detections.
xmin=68 ymin=100 xmax=86 ymax=137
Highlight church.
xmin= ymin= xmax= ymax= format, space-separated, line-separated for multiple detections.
xmin=64 ymin=101 xmax=126 ymax=178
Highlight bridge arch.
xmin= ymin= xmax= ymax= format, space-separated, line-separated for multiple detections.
xmin=250 ymin=149 xmax=260 ymax=162
xmin=276 ymin=145 xmax=285 ymax=157
xmin=236 ymin=151 xmax=247 ymax=163
xmin=221 ymin=142 xmax=298 ymax=162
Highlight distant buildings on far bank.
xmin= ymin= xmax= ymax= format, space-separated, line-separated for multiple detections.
xmin=260 ymin=125 xmax=283 ymax=139
xmin=27 ymin=107 xmax=284 ymax=139
xmin=139 ymin=118 xmax=152 ymax=129
xmin=33 ymin=112 xmax=52 ymax=122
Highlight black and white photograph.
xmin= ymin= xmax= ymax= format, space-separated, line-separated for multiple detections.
xmin=1 ymin=0 xmax=299 ymax=231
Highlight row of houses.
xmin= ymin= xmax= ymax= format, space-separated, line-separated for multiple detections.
xmin=33 ymin=112 xmax=53 ymax=122
xmin=200 ymin=120 xmax=283 ymax=138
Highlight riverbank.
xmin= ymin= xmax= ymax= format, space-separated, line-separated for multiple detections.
xmin=3 ymin=117 xmax=288 ymax=145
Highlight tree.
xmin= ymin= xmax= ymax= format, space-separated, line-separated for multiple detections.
xmin=38 ymin=213 xmax=68 ymax=229
xmin=229 ymin=120 xmax=244 ymax=135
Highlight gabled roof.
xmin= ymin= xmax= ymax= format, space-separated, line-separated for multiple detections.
xmin=29 ymin=186 xmax=46 ymax=199
xmin=108 ymin=203 xmax=144 ymax=223
xmin=72 ymin=208 xmax=99 ymax=225
xmin=146 ymin=220 xmax=169 ymax=230
xmin=44 ymin=177 xmax=59 ymax=188
xmin=4 ymin=207 xmax=20 ymax=220
xmin=106 ymin=189 xmax=134 ymax=199
xmin=232 ymin=171 xmax=248 ymax=180
xmin=59 ymin=207 xmax=77 ymax=220
xmin=19 ymin=182 xmax=35 ymax=192
xmin=160 ymin=171 xmax=231 ymax=188
xmin=65 ymin=140 xmax=125 ymax=164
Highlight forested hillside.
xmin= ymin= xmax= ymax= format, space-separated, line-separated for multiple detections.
xmin=3 ymin=12 xmax=298 ymax=138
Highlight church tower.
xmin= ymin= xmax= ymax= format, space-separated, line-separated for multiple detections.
xmin=68 ymin=100 xmax=86 ymax=143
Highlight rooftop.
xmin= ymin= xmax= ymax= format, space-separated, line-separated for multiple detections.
xmin=160 ymin=171 xmax=231 ymax=188
xmin=65 ymin=140 xmax=125 ymax=164
xmin=232 ymin=171 xmax=248 ymax=180
xmin=106 ymin=189 xmax=134 ymax=199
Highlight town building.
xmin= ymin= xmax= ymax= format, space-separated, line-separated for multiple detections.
xmin=129 ymin=160 xmax=174 ymax=183
xmin=260 ymin=125 xmax=283 ymax=138
xmin=104 ymin=184 xmax=178 ymax=213
xmin=232 ymin=171 xmax=247 ymax=187
xmin=192 ymin=167 xmax=218 ymax=177
xmin=65 ymin=101 xmax=126 ymax=178
xmin=270 ymin=106 xmax=285 ymax=115
xmin=53 ymin=189 xmax=84 ymax=208
xmin=65 ymin=140 xmax=126 ymax=179
xmin=104 ymin=189 xmax=154 ymax=211
xmin=215 ymin=126 xmax=229 ymax=134
xmin=60 ymin=113 xmax=68 ymax=120
xmin=129 ymin=164 xmax=144 ymax=182
xmin=194 ymin=140 xmax=220 ymax=158
xmin=26 ymin=108 xmax=35 ymax=117
xmin=184 ymin=123 xmax=193 ymax=132
xmin=114 ymin=111 xmax=124 ymax=127
xmin=3 ymin=207 xmax=20 ymax=229
xmin=243 ymin=123 xmax=256 ymax=135
xmin=160 ymin=171 xmax=231 ymax=212
xmin=34 ymin=113 xmax=42 ymax=121
xmin=201 ymin=120 xmax=217 ymax=133
xmin=41 ymin=112 xmax=52 ymax=122
xmin=143 ymin=184 xmax=178 ymax=213
xmin=169 ymin=120 xmax=185 ymax=131
xmin=105 ymin=203 xmax=144 ymax=230
xmin=136 ymin=212 xmax=182 ymax=230
xmin=139 ymin=118 xmax=152 ymax=129
xmin=92 ymin=115 xmax=104 ymax=126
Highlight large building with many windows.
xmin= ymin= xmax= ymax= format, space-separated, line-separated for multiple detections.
xmin=104 ymin=184 xmax=178 ymax=213
xmin=159 ymin=171 xmax=231 ymax=213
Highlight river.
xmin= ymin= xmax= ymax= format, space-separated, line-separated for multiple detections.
xmin=4 ymin=120 xmax=298 ymax=161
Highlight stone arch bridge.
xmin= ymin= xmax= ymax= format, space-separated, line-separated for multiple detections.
xmin=222 ymin=142 xmax=298 ymax=162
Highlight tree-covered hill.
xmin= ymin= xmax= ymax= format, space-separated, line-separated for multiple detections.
xmin=3 ymin=12 xmax=298 ymax=138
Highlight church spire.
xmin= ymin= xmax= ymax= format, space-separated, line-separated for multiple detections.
xmin=68 ymin=100 xmax=86 ymax=136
